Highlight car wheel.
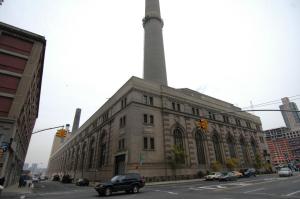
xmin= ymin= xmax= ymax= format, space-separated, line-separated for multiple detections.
xmin=132 ymin=185 xmax=139 ymax=194
xmin=125 ymin=190 xmax=131 ymax=194
xmin=104 ymin=187 xmax=112 ymax=196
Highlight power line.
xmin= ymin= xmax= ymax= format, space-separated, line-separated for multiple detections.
xmin=242 ymin=95 xmax=300 ymax=109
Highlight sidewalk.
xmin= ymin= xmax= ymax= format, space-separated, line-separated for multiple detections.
xmin=1 ymin=183 xmax=32 ymax=198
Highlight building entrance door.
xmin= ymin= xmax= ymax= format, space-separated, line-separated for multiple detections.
xmin=114 ymin=154 xmax=126 ymax=175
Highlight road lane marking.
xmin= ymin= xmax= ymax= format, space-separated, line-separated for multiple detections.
xmin=155 ymin=190 xmax=178 ymax=195
xmin=197 ymin=186 xmax=217 ymax=190
xmin=285 ymin=190 xmax=300 ymax=196
xmin=189 ymin=187 xmax=203 ymax=191
xmin=167 ymin=191 xmax=178 ymax=195
xmin=243 ymin=188 xmax=264 ymax=193
xmin=216 ymin=185 xmax=226 ymax=189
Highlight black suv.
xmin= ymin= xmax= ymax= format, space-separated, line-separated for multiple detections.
xmin=61 ymin=175 xmax=73 ymax=183
xmin=95 ymin=173 xmax=145 ymax=196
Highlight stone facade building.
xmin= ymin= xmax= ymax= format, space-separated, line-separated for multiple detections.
xmin=47 ymin=0 xmax=266 ymax=182
xmin=47 ymin=77 xmax=265 ymax=181
xmin=0 ymin=22 xmax=46 ymax=186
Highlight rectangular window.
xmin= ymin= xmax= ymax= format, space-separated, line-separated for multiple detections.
xmin=150 ymin=115 xmax=154 ymax=124
xmin=177 ymin=104 xmax=180 ymax=111
xmin=120 ymin=116 xmax=126 ymax=128
xmin=223 ymin=115 xmax=230 ymax=123
xmin=150 ymin=137 xmax=155 ymax=150
xmin=144 ymin=95 xmax=148 ymax=104
xmin=143 ymin=137 xmax=148 ymax=150
xmin=172 ymin=102 xmax=176 ymax=110
xmin=196 ymin=109 xmax=199 ymax=116
xmin=235 ymin=118 xmax=241 ymax=126
xmin=246 ymin=121 xmax=251 ymax=128
xmin=103 ymin=111 xmax=109 ymax=121
xmin=121 ymin=98 xmax=127 ymax=109
xmin=118 ymin=140 xmax=122 ymax=150
xmin=149 ymin=97 xmax=153 ymax=105
xmin=143 ymin=114 xmax=154 ymax=125
xmin=208 ymin=112 xmax=212 ymax=119
xmin=192 ymin=108 xmax=195 ymax=115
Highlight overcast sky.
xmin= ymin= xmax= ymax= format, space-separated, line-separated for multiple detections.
xmin=0 ymin=0 xmax=299 ymax=167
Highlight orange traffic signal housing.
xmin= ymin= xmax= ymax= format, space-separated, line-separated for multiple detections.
xmin=196 ymin=119 xmax=208 ymax=131
xmin=56 ymin=129 xmax=67 ymax=138
xmin=200 ymin=119 xmax=208 ymax=130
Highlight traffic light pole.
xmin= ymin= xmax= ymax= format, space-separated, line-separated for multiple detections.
xmin=32 ymin=124 xmax=69 ymax=134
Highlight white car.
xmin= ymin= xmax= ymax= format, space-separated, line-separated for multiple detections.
xmin=205 ymin=172 xmax=222 ymax=180
xmin=32 ymin=177 xmax=39 ymax=183
xmin=278 ymin=167 xmax=293 ymax=177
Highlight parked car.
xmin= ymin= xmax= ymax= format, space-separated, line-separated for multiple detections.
xmin=278 ymin=167 xmax=293 ymax=177
xmin=232 ymin=171 xmax=243 ymax=178
xmin=76 ymin=178 xmax=89 ymax=186
xmin=219 ymin=172 xmax=238 ymax=181
xmin=52 ymin=175 xmax=60 ymax=181
xmin=61 ymin=175 xmax=73 ymax=183
xmin=242 ymin=168 xmax=256 ymax=177
xmin=95 ymin=173 xmax=145 ymax=196
xmin=204 ymin=172 xmax=222 ymax=180
xmin=32 ymin=177 xmax=39 ymax=183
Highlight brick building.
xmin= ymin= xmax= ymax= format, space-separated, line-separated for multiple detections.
xmin=0 ymin=22 xmax=46 ymax=186
xmin=264 ymin=127 xmax=300 ymax=166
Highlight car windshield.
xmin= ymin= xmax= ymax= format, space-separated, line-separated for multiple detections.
xmin=280 ymin=168 xmax=290 ymax=171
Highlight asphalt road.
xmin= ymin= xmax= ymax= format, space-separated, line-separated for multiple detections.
xmin=14 ymin=173 xmax=300 ymax=199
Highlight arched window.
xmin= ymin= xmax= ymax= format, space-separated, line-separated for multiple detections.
xmin=212 ymin=134 xmax=223 ymax=163
xmin=195 ymin=131 xmax=206 ymax=164
xmin=227 ymin=134 xmax=236 ymax=158
xmin=74 ymin=147 xmax=79 ymax=171
xmin=81 ymin=143 xmax=86 ymax=169
xmin=173 ymin=127 xmax=184 ymax=149
xmin=88 ymin=138 xmax=95 ymax=169
xmin=240 ymin=136 xmax=249 ymax=165
xmin=251 ymin=138 xmax=257 ymax=156
xmin=99 ymin=131 xmax=107 ymax=168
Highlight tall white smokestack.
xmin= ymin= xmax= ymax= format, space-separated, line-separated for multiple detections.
xmin=71 ymin=108 xmax=81 ymax=133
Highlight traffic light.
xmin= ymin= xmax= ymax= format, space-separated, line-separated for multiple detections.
xmin=196 ymin=119 xmax=208 ymax=131
xmin=56 ymin=129 xmax=67 ymax=138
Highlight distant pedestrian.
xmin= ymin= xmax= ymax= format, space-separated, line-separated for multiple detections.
xmin=19 ymin=176 xmax=23 ymax=188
